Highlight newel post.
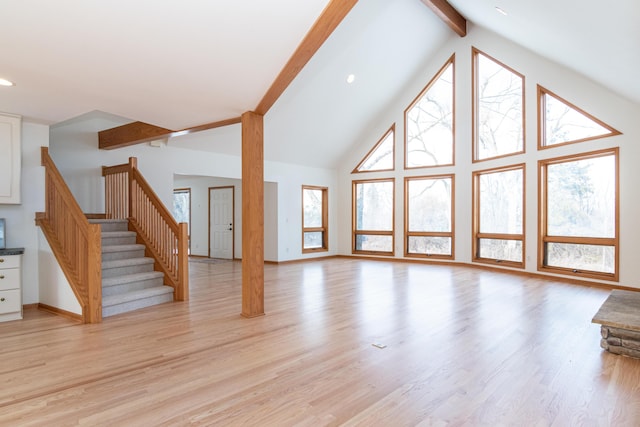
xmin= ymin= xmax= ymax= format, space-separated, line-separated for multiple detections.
xmin=177 ymin=222 xmax=189 ymax=301
xmin=85 ymin=223 xmax=103 ymax=323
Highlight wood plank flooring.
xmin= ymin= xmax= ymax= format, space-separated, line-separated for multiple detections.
xmin=0 ymin=258 xmax=639 ymax=426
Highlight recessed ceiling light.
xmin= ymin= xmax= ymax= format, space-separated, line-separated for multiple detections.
xmin=0 ymin=78 xmax=14 ymax=87
xmin=346 ymin=74 xmax=356 ymax=84
xmin=495 ymin=6 xmax=508 ymax=16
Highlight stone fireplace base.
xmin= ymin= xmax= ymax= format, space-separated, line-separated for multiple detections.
xmin=593 ymin=290 xmax=640 ymax=359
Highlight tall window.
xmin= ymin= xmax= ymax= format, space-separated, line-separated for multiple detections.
xmin=405 ymin=56 xmax=455 ymax=168
xmin=173 ymin=188 xmax=191 ymax=251
xmin=538 ymin=85 xmax=620 ymax=149
xmin=473 ymin=164 xmax=525 ymax=267
xmin=302 ymin=186 xmax=328 ymax=252
xmin=353 ymin=125 xmax=395 ymax=173
xmin=539 ymin=148 xmax=618 ymax=280
xmin=405 ymin=175 xmax=454 ymax=259
xmin=473 ymin=48 xmax=525 ymax=161
xmin=353 ymin=179 xmax=394 ymax=255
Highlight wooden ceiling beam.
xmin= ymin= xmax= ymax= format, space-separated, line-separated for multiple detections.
xmin=420 ymin=0 xmax=467 ymax=37
xmin=255 ymin=0 xmax=358 ymax=115
xmin=98 ymin=117 xmax=242 ymax=150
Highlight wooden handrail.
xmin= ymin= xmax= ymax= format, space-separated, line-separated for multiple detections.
xmin=103 ymin=158 xmax=188 ymax=301
xmin=36 ymin=147 xmax=102 ymax=323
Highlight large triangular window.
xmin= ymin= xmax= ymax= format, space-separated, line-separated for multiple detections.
xmin=473 ymin=48 xmax=524 ymax=162
xmin=538 ymin=86 xmax=621 ymax=149
xmin=352 ymin=125 xmax=395 ymax=173
xmin=405 ymin=56 xmax=455 ymax=168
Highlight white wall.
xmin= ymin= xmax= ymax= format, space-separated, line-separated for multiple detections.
xmin=172 ymin=176 xmax=243 ymax=259
xmin=38 ymin=230 xmax=81 ymax=314
xmin=50 ymin=115 xmax=338 ymax=263
xmin=337 ymin=25 xmax=640 ymax=288
xmin=0 ymin=120 xmax=49 ymax=305
xmin=0 ymin=120 xmax=49 ymax=304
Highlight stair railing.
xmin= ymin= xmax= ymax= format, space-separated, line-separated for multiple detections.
xmin=102 ymin=158 xmax=189 ymax=301
xmin=36 ymin=147 xmax=102 ymax=323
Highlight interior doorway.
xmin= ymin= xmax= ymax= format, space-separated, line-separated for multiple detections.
xmin=209 ymin=186 xmax=234 ymax=259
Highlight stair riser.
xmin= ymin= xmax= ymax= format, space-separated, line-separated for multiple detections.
xmin=103 ymin=293 xmax=174 ymax=317
xmin=102 ymin=236 xmax=137 ymax=246
xmin=96 ymin=222 xmax=129 ymax=233
xmin=102 ymin=249 xmax=146 ymax=261
xmin=102 ymin=263 xmax=155 ymax=278
xmin=103 ymin=277 xmax=165 ymax=297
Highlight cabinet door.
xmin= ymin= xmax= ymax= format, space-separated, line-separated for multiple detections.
xmin=0 ymin=113 xmax=21 ymax=204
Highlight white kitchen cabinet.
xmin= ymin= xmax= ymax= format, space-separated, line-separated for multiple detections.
xmin=0 ymin=113 xmax=21 ymax=204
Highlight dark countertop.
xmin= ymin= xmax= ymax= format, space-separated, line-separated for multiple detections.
xmin=0 ymin=248 xmax=25 ymax=256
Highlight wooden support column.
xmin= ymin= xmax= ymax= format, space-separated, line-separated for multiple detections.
xmin=241 ymin=111 xmax=265 ymax=318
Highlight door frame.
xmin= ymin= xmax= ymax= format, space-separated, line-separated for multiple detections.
xmin=208 ymin=185 xmax=235 ymax=259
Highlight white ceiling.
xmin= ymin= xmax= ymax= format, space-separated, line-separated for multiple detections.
xmin=0 ymin=0 xmax=330 ymax=128
xmin=449 ymin=0 xmax=640 ymax=106
xmin=2 ymin=0 xmax=639 ymax=170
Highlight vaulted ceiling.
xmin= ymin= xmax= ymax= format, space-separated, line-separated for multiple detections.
xmin=1 ymin=0 xmax=638 ymax=169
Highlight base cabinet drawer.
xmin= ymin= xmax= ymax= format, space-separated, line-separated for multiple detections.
xmin=0 ymin=289 xmax=21 ymax=314
xmin=0 ymin=268 xmax=20 ymax=291
xmin=0 ymin=255 xmax=20 ymax=269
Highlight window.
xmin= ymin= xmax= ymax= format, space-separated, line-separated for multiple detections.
xmin=302 ymin=186 xmax=328 ymax=252
xmin=473 ymin=48 xmax=525 ymax=161
xmin=472 ymin=164 xmax=525 ymax=267
xmin=353 ymin=125 xmax=395 ymax=173
xmin=405 ymin=175 xmax=454 ymax=258
xmin=539 ymin=148 xmax=618 ymax=280
xmin=173 ymin=188 xmax=191 ymax=251
xmin=538 ymin=85 xmax=621 ymax=149
xmin=353 ymin=179 xmax=394 ymax=255
xmin=405 ymin=56 xmax=454 ymax=168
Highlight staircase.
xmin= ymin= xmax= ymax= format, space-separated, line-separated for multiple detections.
xmin=91 ymin=218 xmax=174 ymax=317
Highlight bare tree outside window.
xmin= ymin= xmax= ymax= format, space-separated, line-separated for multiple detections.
xmin=354 ymin=126 xmax=395 ymax=173
xmin=473 ymin=165 xmax=524 ymax=265
xmin=405 ymin=58 xmax=454 ymax=168
xmin=173 ymin=188 xmax=191 ymax=252
xmin=542 ymin=151 xmax=617 ymax=276
xmin=353 ymin=180 xmax=394 ymax=254
xmin=406 ymin=175 xmax=453 ymax=257
xmin=539 ymin=86 xmax=620 ymax=148
xmin=302 ymin=186 xmax=328 ymax=252
xmin=474 ymin=49 xmax=524 ymax=161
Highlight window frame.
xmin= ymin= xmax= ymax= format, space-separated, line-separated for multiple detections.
xmin=404 ymin=54 xmax=456 ymax=170
xmin=537 ymin=85 xmax=621 ymax=150
xmin=472 ymin=163 xmax=526 ymax=268
xmin=538 ymin=147 xmax=619 ymax=281
xmin=352 ymin=178 xmax=395 ymax=256
xmin=404 ymin=174 xmax=455 ymax=259
xmin=352 ymin=124 xmax=395 ymax=174
xmin=302 ymin=185 xmax=328 ymax=253
xmin=472 ymin=47 xmax=526 ymax=163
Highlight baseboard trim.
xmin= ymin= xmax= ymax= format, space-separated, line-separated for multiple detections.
xmin=38 ymin=303 xmax=83 ymax=322
xmin=265 ymin=255 xmax=339 ymax=265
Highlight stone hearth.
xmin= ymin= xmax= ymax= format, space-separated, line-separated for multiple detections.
xmin=592 ymin=290 xmax=640 ymax=359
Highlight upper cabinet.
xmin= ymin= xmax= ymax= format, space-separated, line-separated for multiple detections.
xmin=0 ymin=113 xmax=21 ymax=204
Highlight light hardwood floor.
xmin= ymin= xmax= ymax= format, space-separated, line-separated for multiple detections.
xmin=1 ymin=258 xmax=639 ymax=426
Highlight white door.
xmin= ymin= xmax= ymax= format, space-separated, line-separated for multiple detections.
xmin=209 ymin=187 xmax=234 ymax=259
